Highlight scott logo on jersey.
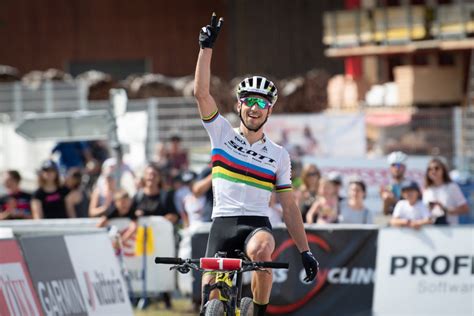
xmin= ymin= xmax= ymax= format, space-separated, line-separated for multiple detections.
xmin=227 ymin=139 xmax=276 ymax=163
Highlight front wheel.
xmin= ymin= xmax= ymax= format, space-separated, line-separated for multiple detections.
xmin=204 ymin=299 xmax=225 ymax=316
xmin=239 ymin=297 xmax=253 ymax=316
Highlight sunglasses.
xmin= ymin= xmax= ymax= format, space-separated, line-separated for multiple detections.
xmin=391 ymin=163 xmax=404 ymax=168
xmin=307 ymin=172 xmax=320 ymax=177
xmin=240 ymin=97 xmax=271 ymax=109
xmin=428 ymin=166 xmax=441 ymax=171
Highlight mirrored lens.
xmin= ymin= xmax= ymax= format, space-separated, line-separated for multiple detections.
xmin=241 ymin=97 xmax=270 ymax=109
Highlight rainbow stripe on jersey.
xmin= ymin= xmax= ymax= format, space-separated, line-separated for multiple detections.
xmin=211 ymin=148 xmax=276 ymax=192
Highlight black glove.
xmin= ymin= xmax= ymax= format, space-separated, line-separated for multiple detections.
xmin=301 ymin=251 xmax=319 ymax=282
xmin=199 ymin=12 xmax=224 ymax=49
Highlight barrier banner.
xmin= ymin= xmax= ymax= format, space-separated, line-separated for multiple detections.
xmin=108 ymin=216 xmax=176 ymax=295
xmin=373 ymin=227 xmax=474 ymax=316
xmin=64 ymin=234 xmax=133 ymax=316
xmin=20 ymin=233 xmax=133 ymax=316
xmin=20 ymin=235 xmax=89 ymax=316
xmin=0 ymin=239 xmax=43 ymax=316
xmin=191 ymin=226 xmax=377 ymax=316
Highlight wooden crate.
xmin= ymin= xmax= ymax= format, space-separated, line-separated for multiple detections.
xmin=373 ymin=6 xmax=427 ymax=43
xmin=323 ymin=10 xmax=373 ymax=46
xmin=431 ymin=3 xmax=474 ymax=38
xmin=394 ymin=65 xmax=463 ymax=106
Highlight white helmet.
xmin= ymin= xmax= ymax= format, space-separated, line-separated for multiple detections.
xmin=236 ymin=76 xmax=278 ymax=105
xmin=387 ymin=151 xmax=408 ymax=165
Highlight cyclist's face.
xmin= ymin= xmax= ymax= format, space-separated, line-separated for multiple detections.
xmin=238 ymin=95 xmax=272 ymax=130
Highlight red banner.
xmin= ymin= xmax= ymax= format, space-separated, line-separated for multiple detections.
xmin=0 ymin=239 xmax=43 ymax=316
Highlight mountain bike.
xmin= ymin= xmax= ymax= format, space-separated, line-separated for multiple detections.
xmin=155 ymin=252 xmax=289 ymax=316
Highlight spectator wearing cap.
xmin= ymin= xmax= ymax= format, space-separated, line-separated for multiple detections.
xmin=422 ymin=158 xmax=469 ymax=225
xmin=390 ymin=181 xmax=432 ymax=229
xmin=31 ymin=160 xmax=75 ymax=219
xmin=381 ymin=151 xmax=408 ymax=215
xmin=338 ymin=178 xmax=373 ymax=224
xmin=0 ymin=170 xmax=32 ymax=220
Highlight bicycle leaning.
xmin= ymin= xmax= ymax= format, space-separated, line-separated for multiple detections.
xmin=155 ymin=252 xmax=289 ymax=316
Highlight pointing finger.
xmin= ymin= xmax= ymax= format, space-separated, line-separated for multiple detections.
xmin=216 ymin=17 xmax=224 ymax=32
xmin=210 ymin=12 xmax=217 ymax=27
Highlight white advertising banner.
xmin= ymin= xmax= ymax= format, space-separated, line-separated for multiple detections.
xmin=108 ymin=216 xmax=176 ymax=295
xmin=117 ymin=111 xmax=147 ymax=170
xmin=64 ymin=233 xmax=133 ymax=316
xmin=264 ymin=113 xmax=366 ymax=158
xmin=373 ymin=227 xmax=474 ymax=316
xmin=303 ymin=156 xmax=431 ymax=213
xmin=0 ymin=263 xmax=42 ymax=316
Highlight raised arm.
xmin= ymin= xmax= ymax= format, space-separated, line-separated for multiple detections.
xmin=194 ymin=13 xmax=223 ymax=119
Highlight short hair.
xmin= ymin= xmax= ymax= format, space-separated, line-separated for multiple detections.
xmin=113 ymin=189 xmax=130 ymax=201
xmin=7 ymin=170 xmax=21 ymax=183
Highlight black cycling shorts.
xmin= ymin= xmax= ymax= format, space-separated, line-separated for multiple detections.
xmin=205 ymin=216 xmax=273 ymax=258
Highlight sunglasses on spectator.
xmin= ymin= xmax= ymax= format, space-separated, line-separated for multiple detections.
xmin=307 ymin=172 xmax=320 ymax=177
xmin=428 ymin=165 xmax=441 ymax=171
xmin=391 ymin=163 xmax=404 ymax=168
xmin=240 ymin=97 xmax=271 ymax=109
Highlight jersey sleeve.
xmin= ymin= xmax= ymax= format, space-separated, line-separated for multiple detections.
xmin=201 ymin=111 xmax=233 ymax=148
xmin=275 ymin=148 xmax=292 ymax=193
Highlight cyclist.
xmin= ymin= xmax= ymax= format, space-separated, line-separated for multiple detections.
xmin=194 ymin=13 xmax=319 ymax=316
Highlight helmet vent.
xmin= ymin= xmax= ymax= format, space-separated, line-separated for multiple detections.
xmin=263 ymin=79 xmax=270 ymax=89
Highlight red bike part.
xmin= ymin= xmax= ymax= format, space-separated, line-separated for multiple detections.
xmin=200 ymin=258 xmax=242 ymax=271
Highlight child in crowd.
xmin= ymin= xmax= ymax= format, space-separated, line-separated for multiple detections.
xmin=97 ymin=189 xmax=137 ymax=243
xmin=390 ymin=181 xmax=433 ymax=229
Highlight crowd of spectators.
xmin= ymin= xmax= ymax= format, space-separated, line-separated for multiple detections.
xmin=2 ymin=141 xmax=470 ymax=230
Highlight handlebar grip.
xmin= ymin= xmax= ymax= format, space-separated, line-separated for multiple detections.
xmin=154 ymin=257 xmax=183 ymax=265
xmin=257 ymin=261 xmax=289 ymax=269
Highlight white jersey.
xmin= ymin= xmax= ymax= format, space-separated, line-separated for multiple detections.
xmin=202 ymin=111 xmax=292 ymax=218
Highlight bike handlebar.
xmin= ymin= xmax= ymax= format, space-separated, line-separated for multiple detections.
xmin=155 ymin=257 xmax=289 ymax=270
xmin=154 ymin=257 xmax=192 ymax=265
xmin=254 ymin=261 xmax=289 ymax=269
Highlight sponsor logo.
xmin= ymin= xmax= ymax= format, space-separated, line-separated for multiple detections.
xmin=390 ymin=255 xmax=474 ymax=276
xmin=37 ymin=279 xmax=87 ymax=315
xmin=83 ymin=270 xmax=126 ymax=311
xmin=0 ymin=271 xmax=39 ymax=316
xmin=228 ymin=140 xmax=275 ymax=163
xmin=268 ymin=234 xmax=374 ymax=314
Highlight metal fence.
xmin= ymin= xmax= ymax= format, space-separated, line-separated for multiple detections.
xmin=0 ymin=81 xmax=210 ymax=163
xmin=1 ymin=81 xmax=473 ymax=173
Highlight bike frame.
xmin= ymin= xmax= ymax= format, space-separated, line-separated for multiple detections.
xmin=154 ymin=255 xmax=288 ymax=316
xmin=202 ymin=269 xmax=245 ymax=316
